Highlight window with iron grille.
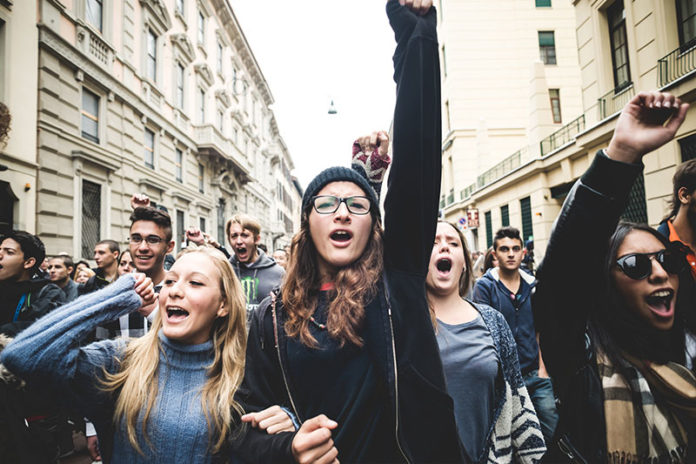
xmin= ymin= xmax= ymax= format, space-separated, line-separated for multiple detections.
xmin=536 ymin=0 xmax=551 ymax=6
xmin=538 ymin=31 xmax=557 ymax=65
xmin=198 ymin=163 xmax=205 ymax=193
xmin=679 ymin=133 xmax=696 ymax=162
xmin=485 ymin=211 xmax=493 ymax=248
xmin=520 ymin=197 xmax=533 ymax=241
xmin=175 ymin=148 xmax=183 ymax=182
xmin=81 ymin=180 xmax=101 ymax=259
xmin=217 ymin=199 xmax=225 ymax=244
xmin=81 ymin=88 xmax=100 ymax=143
xmin=176 ymin=63 xmax=184 ymax=109
xmin=176 ymin=0 xmax=184 ymax=15
xmin=621 ymin=174 xmax=648 ymax=223
xmin=146 ymin=29 xmax=157 ymax=82
xmin=608 ymin=0 xmax=631 ymax=91
xmin=176 ymin=209 xmax=185 ymax=252
xmin=0 ymin=181 xmax=16 ymax=236
xmin=549 ymin=89 xmax=562 ymax=123
xmin=501 ymin=205 xmax=510 ymax=227
xmin=198 ymin=10 xmax=205 ymax=45
xmin=144 ymin=128 xmax=155 ymax=168
xmin=677 ymin=0 xmax=696 ymax=50
xmin=217 ymin=41 xmax=223 ymax=74
xmin=217 ymin=109 xmax=223 ymax=132
xmin=86 ymin=0 xmax=103 ymax=32
xmin=199 ymin=217 xmax=206 ymax=232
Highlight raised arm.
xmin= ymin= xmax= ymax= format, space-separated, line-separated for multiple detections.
xmin=383 ymin=0 xmax=441 ymax=275
xmin=534 ymin=91 xmax=688 ymax=381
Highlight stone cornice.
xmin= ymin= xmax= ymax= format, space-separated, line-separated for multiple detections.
xmin=194 ymin=63 xmax=214 ymax=88
xmin=170 ymin=33 xmax=195 ymax=65
xmin=140 ymin=0 xmax=172 ymax=33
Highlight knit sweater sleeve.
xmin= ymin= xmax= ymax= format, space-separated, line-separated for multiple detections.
xmin=383 ymin=0 xmax=441 ymax=275
xmin=0 ymin=275 xmax=142 ymax=416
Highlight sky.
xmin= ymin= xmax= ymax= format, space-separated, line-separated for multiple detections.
xmin=227 ymin=0 xmax=398 ymax=189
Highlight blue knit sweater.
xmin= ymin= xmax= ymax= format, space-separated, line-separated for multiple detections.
xmin=0 ymin=274 xmax=227 ymax=464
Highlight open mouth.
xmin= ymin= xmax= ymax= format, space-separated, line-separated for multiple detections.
xmin=645 ymin=289 xmax=675 ymax=317
xmin=330 ymin=230 xmax=353 ymax=242
xmin=235 ymin=246 xmax=248 ymax=257
xmin=436 ymin=258 xmax=452 ymax=274
xmin=166 ymin=306 xmax=189 ymax=322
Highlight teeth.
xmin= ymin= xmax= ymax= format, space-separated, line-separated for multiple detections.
xmin=651 ymin=290 xmax=671 ymax=298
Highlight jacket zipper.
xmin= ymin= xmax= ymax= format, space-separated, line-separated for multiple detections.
xmin=387 ymin=304 xmax=410 ymax=464
xmin=270 ymin=297 xmax=302 ymax=423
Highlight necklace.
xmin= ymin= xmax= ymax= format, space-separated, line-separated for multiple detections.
xmin=309 ymin=316 xmax=327 ymax=330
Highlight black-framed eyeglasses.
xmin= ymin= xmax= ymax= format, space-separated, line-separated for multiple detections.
xmin=311 ymin=195 xmax=371 ymax=215
xmin=129 ymin=234 xmax=165 ymax=245
xmin=615 ymin=248 xmax=686 ymax=280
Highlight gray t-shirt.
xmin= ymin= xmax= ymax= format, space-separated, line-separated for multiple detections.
xmin=436 ymin=315 xmax=499 ymax=462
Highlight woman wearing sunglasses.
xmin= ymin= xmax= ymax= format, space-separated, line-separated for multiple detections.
xmin=533 ymin=91 xmax=696 ymax=463
xmin=232 ymin=1 xmax=464 ymax=463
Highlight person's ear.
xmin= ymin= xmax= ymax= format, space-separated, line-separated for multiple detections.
xmin=167 ymin=240 xmax=175 ymax=254
xmin=678 ymin=186 xmax=691 ymax=205
xmin=217 ymin=301 xmax=229 ymax=318
xmin=254 ymin=234 xmax=261 ymax=245
xmin=23 ymin=257 xmax=36 ymax=271
xmin=67 ymin=266 xmax=74 ymax=275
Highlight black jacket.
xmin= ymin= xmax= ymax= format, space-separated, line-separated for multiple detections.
xmin=533 ymin=151 xmax=677 ymax=462
xmin=232 ymin=3 xmax=463 ymax=463
xmin=78 ymin=268 xmax=112 ymax=296
xmin=0 ymin=277 xmax=64 ymax=336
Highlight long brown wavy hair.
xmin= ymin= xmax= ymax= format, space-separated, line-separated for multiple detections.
xmin=282 ymin=209 xmax=383 ymax=348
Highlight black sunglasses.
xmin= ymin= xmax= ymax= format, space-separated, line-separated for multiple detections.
xmin=615 ymin=248 xmax=686 ymax=280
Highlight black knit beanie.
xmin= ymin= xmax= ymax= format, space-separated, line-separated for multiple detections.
xmin=301 ymin=166 xmax=379 ymax=217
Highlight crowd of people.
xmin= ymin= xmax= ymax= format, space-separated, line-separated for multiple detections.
xmin=0 ymin=1 xmax=695 ymax=463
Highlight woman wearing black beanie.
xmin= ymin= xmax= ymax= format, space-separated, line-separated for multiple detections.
xmin=232 ymin=1 xmax=464 ymax=463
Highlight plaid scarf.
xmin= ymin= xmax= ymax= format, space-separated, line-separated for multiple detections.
xmin=597 ymin=351 xmax=696 ymax=463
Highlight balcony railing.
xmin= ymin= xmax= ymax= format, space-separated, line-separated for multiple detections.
xmin=446 ymin=189 xmax=455 ymax=205
xmin=476 ymin=147 xmax=526 ymax=188
xmin=539 ymin=114 xmax=585 ymax=156
xmin=460 ymin=183 xmax=476 ymax=200
xmin=658 ymin=43 xmax=696 ymax=87
xmin=598 ymin=83 xmax=634 ymax=120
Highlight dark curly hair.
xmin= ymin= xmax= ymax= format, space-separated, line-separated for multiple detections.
xmin=0 ymin=102 xmax=10 ymax=147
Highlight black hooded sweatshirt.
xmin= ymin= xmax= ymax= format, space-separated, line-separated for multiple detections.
xmin=0 ymin=276 xmax=64 ymax=336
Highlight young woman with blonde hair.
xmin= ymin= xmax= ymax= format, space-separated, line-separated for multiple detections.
xmin=2 ymin=246 xmax=248 ymax=463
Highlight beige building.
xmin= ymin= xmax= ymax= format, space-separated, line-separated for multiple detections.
xmin=441 ymin=0 xmax=696 ymax=261
xmin=437 ymin=0 xmax=583 ymax=253
xmin=0 ymin=0 xmax=39 ymax=235
xmin=3 ymin=0 xmax=301 ymax=259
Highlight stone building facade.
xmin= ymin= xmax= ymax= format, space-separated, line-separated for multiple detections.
xmin=1 ymin=0 xmax=300 ymax=259
xmin=441 ymin=0 xmax=696 ymax=261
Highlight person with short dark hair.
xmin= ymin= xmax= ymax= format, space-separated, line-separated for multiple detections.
xmin=78 ymin=239 xmax=120 ymax=296
xmin=0 ymin=231 xmax=64 ymax=336
xmin=473 ymin=226 xmax=559 ymax=444
xmin=48 ymin=255 xmax=79 ymax=302
xmin=658 ymin=158 xmax=696 ymax=279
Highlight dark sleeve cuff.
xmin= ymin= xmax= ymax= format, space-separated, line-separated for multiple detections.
xmin=580 ymin=149 xmax=643 ymax=201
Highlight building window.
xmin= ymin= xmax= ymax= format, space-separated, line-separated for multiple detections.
xmin=198 ymin=163 xmax=205 ymax=193
xmin=199 ymin=217 xmax=206 ymax=232
xmin=538 ymin=31 xmax=556 ymax=65
xmin=199 ymin=88 xmax=205 ymax=124
xmin=549 ymin=88 xmax=562 ymax=123
xmin=86 ymin=0 xmax=103 ymax=32
xmin=176 ymin=63 xmax=184 ymax=108
xmin=677 ymin=0 xmax=696 ymax=50
xmin=82 ymin=180 xmax=101 ymax=259
xmin=535 ymin=0 xmax=551 ymax=6
xmin=217 ymin=41 xmax=223 ymax=74
xmin=445 ymin=100 xmax=451 ymax=132
xmin=176 ymin=0 xmax=184 ymax=15
xmin=441 ymin=45 xmax=447 ymax=78
xmin=198 ymin=11 xmax=205 ymax=45
xmin=217 ymin=199 xmax=225 ymax=244
xmin=81 ymin=88 xmax=100 ymax=143
xmin=501 ymin=205 xmax=510 ymax=227
xmin=520 ymin=197 xmax=533 ymax=242
xmin=608 ymin=0 xmax=631 ymax=91
xmin=175 ymin=148 xmax=183 ymax=182
xmin=146 ymin=29 xmax=157 ymax=82
xmin=176 ymin=209 xmax=185 ymax=253
xmin=621 ymin=175 xmax=648 ymax=223
xmin=144 ymin=128 xmax=155 ymax=168
xmin=485 ymin=211 xmax=493 ymax=248
xmin=217 ymin=109 xmax=223 ymax=132
xmin=679 ymin=133 xmax=696 ymax=162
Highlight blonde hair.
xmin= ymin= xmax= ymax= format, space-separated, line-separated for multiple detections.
xmin=225 ymin=214 xmax=261 ymax=240
xmin=100 ymin=245 xmax=247 ymax=456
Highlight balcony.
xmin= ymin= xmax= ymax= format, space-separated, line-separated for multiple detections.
xmin=658 ymin=43 xmax=696 ymax=88
xmin=598 ymin=83 xmax=634 ymax=120
xmin=446 ymin=189 xmax=455 ymax=205
xmin=539 ymin=114 xmax=585 ymax=156
xmin=477 ymin=147 xmax=527 ymax=189
xmin=460 ymin=183 xmax=476 ymax=201
xmin=194 ymin=124 xmax=251 ymax=178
